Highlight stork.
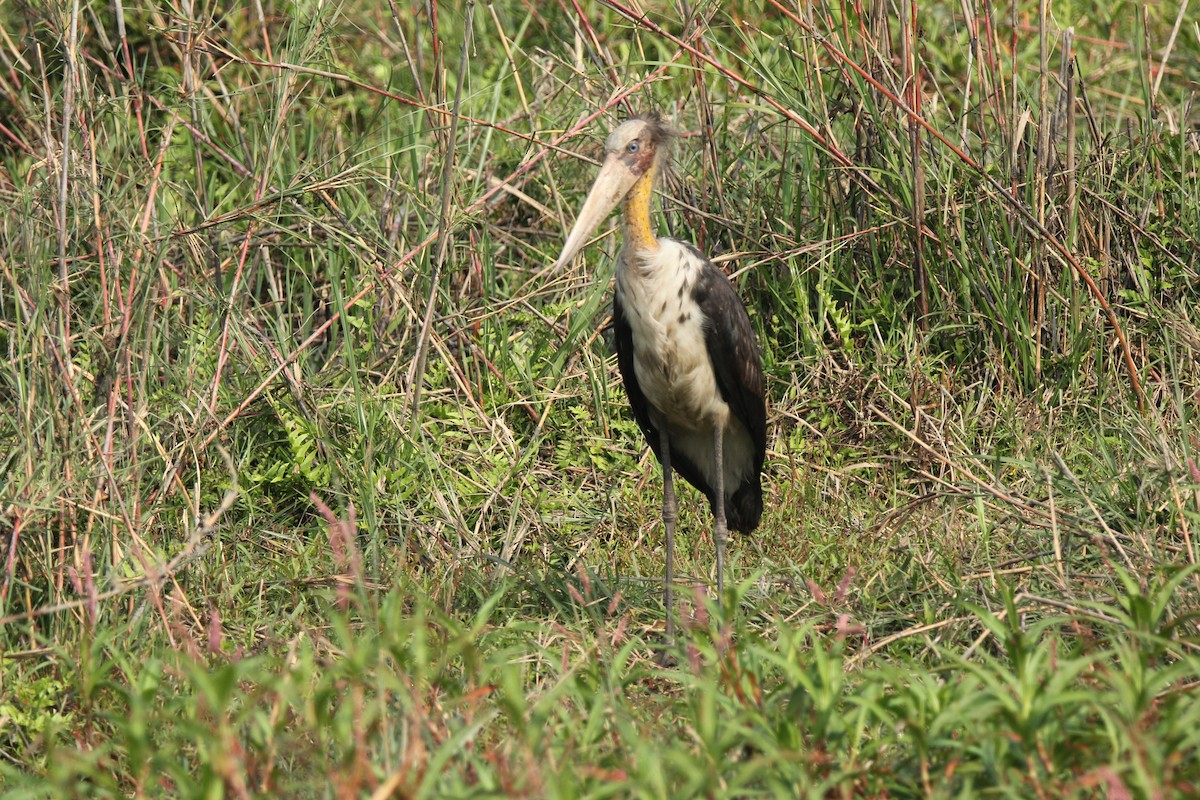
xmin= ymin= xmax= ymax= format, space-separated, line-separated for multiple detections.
xmin=553 ymin=113 xmax=766 ymax=650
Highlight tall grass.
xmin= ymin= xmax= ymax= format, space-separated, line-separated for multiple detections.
xmin=1 ymin=0 xmax=1198 ymax=795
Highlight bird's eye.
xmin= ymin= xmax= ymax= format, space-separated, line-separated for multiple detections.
xmin=627 ymin=141 xmax=640 ymax=153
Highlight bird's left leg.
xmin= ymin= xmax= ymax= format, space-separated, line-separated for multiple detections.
xmin=712 ymin=423 xmax=728 ymax=597
xmin=656 ymin=417 xmax=678 ymax=655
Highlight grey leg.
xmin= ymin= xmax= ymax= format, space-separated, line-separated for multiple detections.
xmin=658 ymin=422 xmax=677 ymax=653
xmin=712 ymin=423 xmax=728 ymax=597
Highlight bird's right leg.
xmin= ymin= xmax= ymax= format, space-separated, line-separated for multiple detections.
xmin=711 ymin=422 xmax=728 ymax=598
xmin=656 ymin=420 xmax=677 ymax=657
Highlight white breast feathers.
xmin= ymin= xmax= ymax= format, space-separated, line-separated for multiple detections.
xmin=615 ymin=239 xmax=729 ymax=432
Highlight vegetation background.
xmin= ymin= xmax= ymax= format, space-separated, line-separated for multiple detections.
xmin=1 ymin=0 xmax=1198 ymax=796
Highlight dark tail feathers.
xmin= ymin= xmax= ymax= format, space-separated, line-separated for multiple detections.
xmin=719 ymin=476 xmax=762 ymax=534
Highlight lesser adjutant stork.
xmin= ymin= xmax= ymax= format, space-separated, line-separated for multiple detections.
xmin=553 ymin=113 xmax=766 ymax=649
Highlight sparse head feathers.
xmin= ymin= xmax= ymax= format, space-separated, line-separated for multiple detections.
xmin=605 ymin=113 xmax=675 ymax=172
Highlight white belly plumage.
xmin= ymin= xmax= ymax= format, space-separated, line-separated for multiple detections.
xmin=617 ymin=241 xmax=726 ymax=428
xmin=633 ymin=323 xmax=727 ymax=432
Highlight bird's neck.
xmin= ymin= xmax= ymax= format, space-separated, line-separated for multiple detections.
xmin=621 ymin=172 xmax=659 ymax=255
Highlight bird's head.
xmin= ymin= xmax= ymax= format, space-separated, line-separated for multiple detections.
xmin=553 ymin=113 xmax=675 ymax=270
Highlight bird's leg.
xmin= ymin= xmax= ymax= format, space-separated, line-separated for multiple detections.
xmin=657 ymin=421 xmax=677 ymax=654
xmin=712 ymin=423 xmax=728 ymax=598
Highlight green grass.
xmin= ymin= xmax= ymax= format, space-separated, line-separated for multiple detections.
xmin=2 ymin=0 xmax=1199 ymax=796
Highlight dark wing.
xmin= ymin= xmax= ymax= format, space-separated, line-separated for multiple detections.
xmin=693 ymin=258 xmax=767 ymax=464
xmin=693 ymin=254 xmax=767 ymax=532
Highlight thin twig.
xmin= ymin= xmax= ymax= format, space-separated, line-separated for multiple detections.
xmin=407 ymin=0 xmax=476 ymax=419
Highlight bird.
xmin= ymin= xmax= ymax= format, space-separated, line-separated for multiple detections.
xmin=553 ymin=113 xmax=766 ymax=651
